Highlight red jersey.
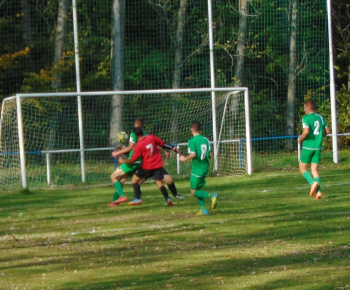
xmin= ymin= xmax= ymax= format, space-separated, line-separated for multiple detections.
xmin=130 ymin=135 xmax=164 ymax=170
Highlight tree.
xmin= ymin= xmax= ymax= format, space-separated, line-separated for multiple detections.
xmin=52 ymin=0 xmax=70 ymax=91
xmin=110 ymin=0 xmax=125 ymax=146
xmin=232 ymin=0 xmax=249 ymax=122
xmin=21 ymin=0 xmax=32 ymax=45
xmin=285 ymin=0 xmax=298 ymax=150
xmin=234 ymin=0 xmax=249 ymax=88
xmin=172 ymin=0 xmax=187 ymax=90
xmin=171 ymin=0 xmax=187 ymax=140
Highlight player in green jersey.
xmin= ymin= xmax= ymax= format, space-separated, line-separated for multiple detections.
xmin=298 ymin=100 xmax=331 ymax=199
xmin=109 ymin=118 xmax=183 ymax=207
xmin=179 ymin=121 xmax=218 ymax=215
xmin=109 ymin=118 xmax=145 ymax=206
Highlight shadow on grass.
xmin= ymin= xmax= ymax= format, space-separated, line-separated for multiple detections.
xmin=1 ymin=166 xmax=350 ymax=288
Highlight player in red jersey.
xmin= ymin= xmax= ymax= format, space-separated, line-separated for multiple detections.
xmin=118 ymin=127 xmax=179 ymax=206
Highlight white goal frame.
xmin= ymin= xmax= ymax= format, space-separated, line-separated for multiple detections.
xmin=1 ymin=87 xmax=252 ymax=190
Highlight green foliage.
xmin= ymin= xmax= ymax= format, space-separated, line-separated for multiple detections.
xmin=125 ymin=47 xmax=173 ymax=89
xmin=0 ymin=0 xmax=337 ymax=157
xmin=335 ymin=87 xmax=350 ymax=149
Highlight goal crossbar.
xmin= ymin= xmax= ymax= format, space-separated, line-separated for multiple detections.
xmin=14 ymin=87 xmax=249 ymax=98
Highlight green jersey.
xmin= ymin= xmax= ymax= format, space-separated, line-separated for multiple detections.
xmin=188 ymin=134 xmax=211 ymax=177
xmin=301 ymin=112 xmax=328 ymax=150
xmin=128 ymin=129 xmax=147 ymax=159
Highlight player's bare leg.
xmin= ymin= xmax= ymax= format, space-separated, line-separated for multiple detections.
xmin=310 ymin=162 xmax=320 ymax=179
xmin=110 ymin=168 xmax=126 ymax=183
xmin=162 ymin=174 xmax=183 ymax=199
xmin=298 ymin=161 xmax=308 ymax=176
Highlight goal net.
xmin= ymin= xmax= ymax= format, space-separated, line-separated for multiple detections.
xmin=0 ymin=88 xmax=251 ymax=191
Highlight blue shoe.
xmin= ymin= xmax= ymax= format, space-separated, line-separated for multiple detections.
xmin=210 ymin=194 xmax=219 ymax=210
xmin=166 ymin=198 xmax=173 ymax=207
xmin=196 ymin=208 xmax=209 ymax=215
xmin=128 ymin=199 xmax=142 ymax=206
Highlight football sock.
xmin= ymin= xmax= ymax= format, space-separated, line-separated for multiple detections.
xmin=197 ymin=197 xmax=206 ymax=209
xmin=194 ymin=190 xmax=210 ymax=199
xmin=302 ymin=171 xmax=315 ymax=186
xmin=132 ymin=183 xmax=142 ymax=199
xmin=112 ymin=191 xmax=119 ymax=201
xmin=114 ymin=181 xmax=125 ymax=197
xmin=314 ymin=176 xmax=321 ymax=192
xmin=160 ymin=186 xmax=170 ymax=201
xmin=167 ymin=183 xmax=178 ymax=197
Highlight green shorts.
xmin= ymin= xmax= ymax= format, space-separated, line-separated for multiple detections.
xmin=300 ymin=149 xmax=321 ymax=164
xmin=190 ymin=174 xmax=206 ymax=190
xmin=119 ymin=162 xmax=140 ymax=175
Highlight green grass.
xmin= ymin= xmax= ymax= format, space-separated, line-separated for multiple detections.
xmin=1 ymin=164 xmax=350 ymax=289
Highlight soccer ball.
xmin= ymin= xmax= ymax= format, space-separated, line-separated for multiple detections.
xmin=117 ymin=131 xmax=129 ymax=144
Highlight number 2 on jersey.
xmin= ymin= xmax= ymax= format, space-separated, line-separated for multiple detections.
xmin=314 ymin=120 xmax=320 ymax=135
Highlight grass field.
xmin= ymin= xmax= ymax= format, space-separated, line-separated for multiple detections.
xmin=1 ymin=161 xmax=350 ymax=289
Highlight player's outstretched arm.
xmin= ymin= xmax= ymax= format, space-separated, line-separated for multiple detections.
xmin=325 ymin=126 xmax=331 ymax=135
xmin=112 ymin=142 xmax=135 ymax=157
xmin=162 ymin=143 xmax=180 ymax=154
xmin=157 ymin=146 xmax=170 ymax=159
xmin=179 ymin=153 xmax=196 ymax=162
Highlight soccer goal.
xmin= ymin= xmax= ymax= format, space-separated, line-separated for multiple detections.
xmin=0 ymin=88 xmax=251 ymax=191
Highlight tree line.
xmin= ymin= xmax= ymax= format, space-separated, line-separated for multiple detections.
xmin=0 ymin=0 xmax=349 ymax=150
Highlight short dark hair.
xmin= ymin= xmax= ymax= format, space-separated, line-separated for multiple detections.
xmin=304 ymin=100 xmax=316 ymax=110
xmin=133 ymin=127 xmax=143 ymax=137
xmin=191 ymin=121 xmax=202 ymax=132
xmin=134 ymin=118 xmax=144 ymax=127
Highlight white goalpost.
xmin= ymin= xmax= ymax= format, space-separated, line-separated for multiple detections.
xmin=0 ymin=88 xmax=251 ymax=191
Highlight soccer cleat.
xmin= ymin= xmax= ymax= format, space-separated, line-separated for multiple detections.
xmin=310 ymin=182 xmax=319 ymax=197
xmin=115 ymin=196 xmax=128 ymax=204
xmin=167 ymin=198 xmax=174 ymax=207
xmin=196 ymin=208 xmax=209 ymax=215
xmin=108 ymin=201 xmax=119 ymax=207
xmin=128 ymin=199 xmax=142 ymax=206
xmin=210 ymin=193 xmax=219 ymax=210
xmin=174 ymin=193 xmax=184 ymax=199
xmin=315 ymin=191 xmax=322 ymax=200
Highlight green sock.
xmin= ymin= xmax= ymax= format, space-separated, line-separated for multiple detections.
xmin=114 ymin=181 xmax=125 ymax=197
xmin=112 ymin=191 xmax=119 ymax=201
xmin=302 ymin=171 xmax=315 ymax=186
xmin=314 ymin=176 xmax=321 ymax=192
xmin=197 ymin=197 xmax=206 ymax=209
xmin=194 ymin=190 xmax=210 ymax=199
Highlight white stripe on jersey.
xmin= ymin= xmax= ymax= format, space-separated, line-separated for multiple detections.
xmin=191 ymin=172 xmax=207 ymax=178
xmin=302 ymin=147 xmax=321 ymax=150
xmin=314 ymin=113 xmax=325 ymax=126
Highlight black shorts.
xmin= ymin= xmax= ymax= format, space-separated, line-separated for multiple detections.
xmin=135 ymin=167 xmax=168 ymax=181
